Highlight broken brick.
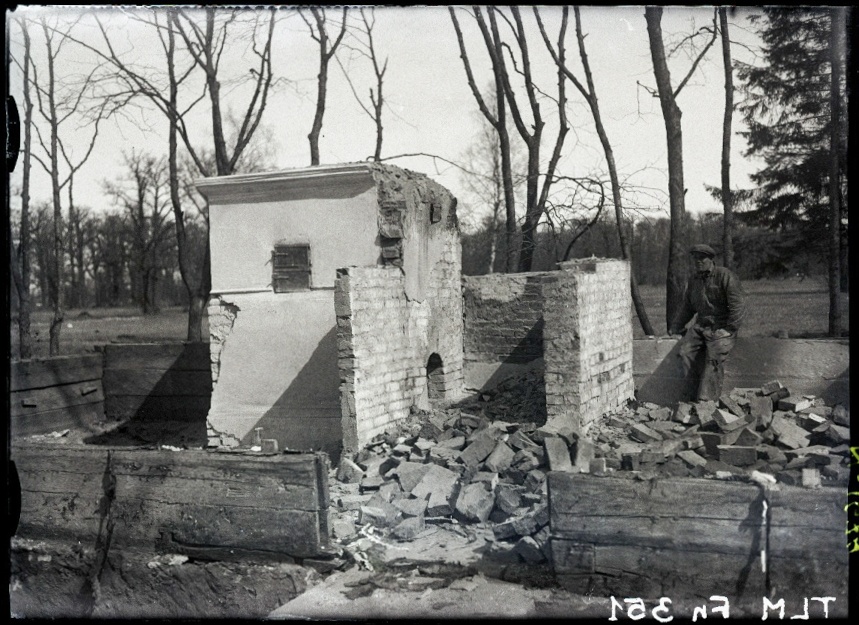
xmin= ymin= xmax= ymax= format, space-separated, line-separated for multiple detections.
xmin=359 ymin=502 xmax=401 ymax=529
xmin=392 ymin=515 xmax=426 ymax=540
xmin=359 ymin=475 xmax=386 ymax=493
xmin=798 ymin=413 xmax=828 ymax=431
xmin=411 ymin=464 xmax=459 ymax=503
xmin=778 ymin=396 xmax=812 ymax=412
xmin=472 ymin=471 xmax=499 ymax=490
xmin=678 ymin=450 xmax=707 ymax=468
xmin=458 ymin=431 xmax=498 ymax=468
xmin=672 ymin=402 xmax=695 ymax=424
xmin=693 ymin=401 xmax=718 ymax=427
xmin=508 ymin=430 xmax=539 ymax=451
xmin=494 ymin=483 xmax=523 ymax=516
xmin=649 ymin=407 xmax=673 ymax=421
xmin=543 ymin=437 xmax=573 ymax=472
xmin=589 ymin=457 xmax=608 ymax=476
xmin=572 ymin=438 xmax=596 ymax=472
xmin=717 ymin=445 xmax=757 ymax=466
xmin=824 ymin=423 xmax=850 ymax=445
xmin=454 ymin=482 xmax=495 ymax=523
xmin=512 ymin=449 xmax=540 ymax=472
xmin=760 ymin=380 xmax=784 ymax=395
xmin=336 ymin=457 xmax=365 ymax=484
xmin=770 ymin=415 xmax=811 ymax=450
xmin=719 ymin=394 xmax=745 ymax=418
xmin=735 ymin=427 xmax=763 ymax=448
xmin=395 ymin=462 xmax=433 ymax=492
xmin=630 ymin=423 xmax=662 ymax=443
xmin=832 ymin=405 xmax=849 ymax=427
xmin=514 ymin=536 xmax=546 ymax=564
xmin=524 ymin=469 xmax=546 ymax=493
xmin=748 ymin=395 xmax=774 ymax=425
xmin=484 ymin=441 xmax=516 ymax=473
xmin=393 ymin=497 xmax=428 ymax=518
xmin=801 ymin=467 xmax=821 ymax=489
xmin=713 ymin=409 xmax=746 ymax=432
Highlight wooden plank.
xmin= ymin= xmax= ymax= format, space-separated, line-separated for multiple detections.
xmin=11 ymin=402 xmax=106 ymax=438
xmin=102 ymin=369 xmax=212 ymax=397
xmin=13 ymin=445 xmax=110 ymax=543
xmin=548 ymin=472 xmax=761 ymax=521
xmin=105 ymin=395 xmax=211 ymax=421
xmin=767 ymin=485 xmax=846 ymax=527
xmin=110 ymin=501 xmax=326 ymax=558
xmin=10 ymin=381 xmax=105 ymax=418
xmin=10 ymin=354 xmax=103 ymax=391
xmin=103 ymin=343 xmax=211 ymax=371
xmin=551 ymin=516 xmax=761 ymax=554
xmin=11 ymin=444 xmax=331 ymax=559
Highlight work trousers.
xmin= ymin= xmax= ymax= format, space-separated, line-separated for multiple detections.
xmin=677 ymin=325 xmax=737 ymax=401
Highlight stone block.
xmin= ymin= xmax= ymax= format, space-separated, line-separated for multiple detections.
xmin=393 ymin=497 xmax=428 ymax=518
xmin=524 ymin=469 xmax=546 ymax=493
xmin=508 ymin=430 xmax=539 ymax=451
xmin=748 ymin=395 xmax=774 ymax=426
xmin=572 ymin=438 xmax=596 ymax=472
xmin=672 ymin=402 xmax=695 ymax=424
xmin=261 ymin=439 xmax=279 ymax=454
xmin=768 ymin=386 xmax=791 ymax=402
xmin=621 ymin=452 xmax=640 ymax=471
xmin=713 ymin=409 xmax=745 ymax=432
xmin=801 ymin=468 xmax=821 ymax=489
xmin=678 ymin=450 xmax=707 ymax=468
xmin=336 ymin=457 xmax=365 ymax=484
xmin=832 ymin=405 xmax=849 ymax=427
xmin=630 ymin=423 xmax=662 ymax=443
xmin=735 ymin=427 xmax=763 ymax=448
xmin=589 ymin=457 xmax=608 ymax=476
xmin=472 ymin=471 xmax=499 ymax=490
xmin=359 ymin=502 xmax=401 ymax=529
xmin=649 ymin=407 xmax=672 ymax=421
xmin=778 ymin=396 xmax=812 ymax=412
xmin=512 ymin=449 xmax=540 ymax=472
xmin=454 ymin=482 xmax=495 ymax=523
xmin=824 ymin=423 xmax=850 ymax=445
xmin=332 ymin=517 xmax=357 ymax=540
xmin=484 ymin=442 xmax=516 ymax=473
xmin=514 ymin=536 xmax=546 ymax=564
xmin=770 ymin=415 xmax=811 ymax=449
xmin=392 ymin=515 xmax=425 ymax=540
xmin=693 ymin=401 xmax=718 ymax=427
xmin=411 ymin=464 xmax=459 ymax=501
xmin=458 ymin=431 xmax=498 ymax=468
xmin=543 ymin=437 xmax=573 ymax=472
xmin=700 ymin=432 xmax=722 ymax=457
xmin=758 ymin=445 xmax=788 ymax=465
xmin=359 ymin=475 xmax=385 ymax=493
xmin=494 ymin=484 xmax=523 ymax=516
xmin=717 ymin=445 xmax=757 ymax=466
xmin=798 ymin=413 xmax=827 ymax=430
xmin=760 ymin=380 xmax=783 ymax=395
xmin=395 ymin=462 xmax=433 ymax=492
xmin=719 ymin=394 xmax=744 ymax=418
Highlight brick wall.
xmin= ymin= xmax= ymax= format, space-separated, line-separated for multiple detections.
xmin=543 ymin=259 xmax=634 ymax=433
xmin=336 ymin=259 xmax=463 ymax=452
xmin=462 ymin=273 xmax=556 ymax=365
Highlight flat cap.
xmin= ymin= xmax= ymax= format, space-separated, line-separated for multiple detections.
xmin=689 ymin=243 xmax=715 ymax=258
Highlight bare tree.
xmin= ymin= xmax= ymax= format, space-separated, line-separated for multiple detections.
xmin=536 ymin=6 xmax=655 ymax=335
xmin=644 ymin=7 xmax=717 ymax=332
xmin=10 ymin=17 xmax=35 ymax=359
xmin=70 ymin=7 xmax=276 ymax=340
xmin=449 ymin=7 xmax=519 ymax=272
xmin=301 ymin=7 xmax=348 ymax=166
xmin=29 ymin=15 xmax=105 ymax=354
xmin=336 ymin=7 xmax=388 ymax=161
xmin=105 ymin=151 xmax=174 ymax=314
xmin=719 ymin=8 xmax=735 ymax=271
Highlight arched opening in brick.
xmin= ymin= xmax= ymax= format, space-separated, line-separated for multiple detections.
xmin=426 ymin=353 xmax=445 ymax=403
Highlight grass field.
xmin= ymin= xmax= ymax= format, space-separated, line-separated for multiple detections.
xmin=8 ymin=277 xmax=848 ymax=360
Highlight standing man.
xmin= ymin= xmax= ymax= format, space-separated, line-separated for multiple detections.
xmin=668 ymin=244 xmax=746 ymax=401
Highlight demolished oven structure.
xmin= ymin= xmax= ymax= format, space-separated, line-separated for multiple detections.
xmin=197 ymin=162 xmax=636 ymax=461
xmin=197 ymin=163 xmax=464 ymax=459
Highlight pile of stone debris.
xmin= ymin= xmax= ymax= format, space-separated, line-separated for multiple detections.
xmin=329 ymin=378 xmax=849 ymax=568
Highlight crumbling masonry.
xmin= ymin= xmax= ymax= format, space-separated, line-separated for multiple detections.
xmin=197 ymin=162 xmax=633 ymax=459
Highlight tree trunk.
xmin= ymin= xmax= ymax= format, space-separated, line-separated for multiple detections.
xmin=827 ymin=7 xmax=844 ymax=336
xmin=645 ymin=7 xmax=687 ymax=333
xmin=15 ymin=18 xmax=34 ymax=359
xmin=719 ymin=8 xmax=735 ymax=271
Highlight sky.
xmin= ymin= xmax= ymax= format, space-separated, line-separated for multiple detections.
xmin=7 ymin=5 xmax=765 ymax=232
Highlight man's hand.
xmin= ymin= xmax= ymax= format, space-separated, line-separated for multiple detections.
xmin=713 ymin=328 xmax=732 ymax=339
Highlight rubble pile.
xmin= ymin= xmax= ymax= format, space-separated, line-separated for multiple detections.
xmin=589 ymin=380 xmax=851 ymax=487
xmin=329 ymin=377 xmax=849 ymax=569
xmin=331 ymin=407 xmax=567 ymax=566
xmin=457 ymin=368 xmax=547 ymax=426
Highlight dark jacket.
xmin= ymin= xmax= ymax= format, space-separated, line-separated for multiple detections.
xmin=670 ymin=266 xmax=745 ymax=334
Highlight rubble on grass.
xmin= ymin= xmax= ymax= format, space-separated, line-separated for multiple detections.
xmin=329 ymin=374 xmax=850 ymax=569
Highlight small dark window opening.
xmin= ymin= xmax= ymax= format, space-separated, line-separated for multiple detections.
xmin=427 ymin=353 xmax=444 ymax=402
xmin=430 ymin=202 xmax=442 ymax=224
xmin=272 ymin=244 xmax=311 ymax=292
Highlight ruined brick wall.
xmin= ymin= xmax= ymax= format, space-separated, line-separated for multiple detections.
xmin=543 ymin=259 xmax=634 ymax=433
xmin=336 ymin=263 xmax=463 ymax=451
xmin=462 ymin=274 xmax=552 ymax=365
